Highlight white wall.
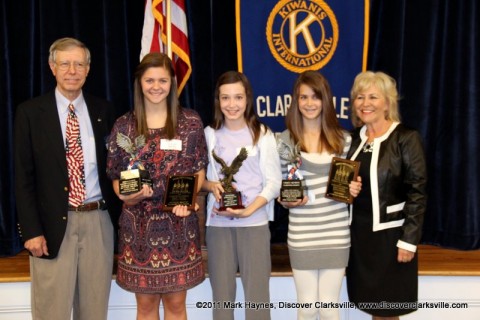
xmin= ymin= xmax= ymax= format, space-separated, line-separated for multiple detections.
xmin=1 ymin=276 xmax=479 ymax=319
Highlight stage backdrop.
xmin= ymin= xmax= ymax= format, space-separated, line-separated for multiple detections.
xmin=237 ymin=0 xmax=369 ymax=132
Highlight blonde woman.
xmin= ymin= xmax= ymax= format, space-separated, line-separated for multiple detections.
xmin=346 ymin=71 xmax=427 ymax=319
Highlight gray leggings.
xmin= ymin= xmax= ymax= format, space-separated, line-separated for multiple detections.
xmin=206 ymin=224 xmax=272 ymax=320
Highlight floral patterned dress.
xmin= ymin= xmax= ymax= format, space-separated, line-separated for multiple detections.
xmin=106 ymin=109 xmax=207 ymax=293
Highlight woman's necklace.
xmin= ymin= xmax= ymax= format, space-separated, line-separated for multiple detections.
xmin=363 ymin=121 xmax=392 ymax=153
xmin=362 ymin=141 xmax=374 ymax=153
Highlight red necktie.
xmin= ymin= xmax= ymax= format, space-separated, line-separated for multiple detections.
xmin=65 ymin=104 xmax=86 ymax=207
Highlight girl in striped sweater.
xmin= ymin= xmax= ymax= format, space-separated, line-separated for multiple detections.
xmin=277 ymin=71 xmax=361 ymax=320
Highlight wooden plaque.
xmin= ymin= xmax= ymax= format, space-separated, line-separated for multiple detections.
xmin=163 ymin=175 xmax=198 ymax=211
xmin=325 ymin=157 xmax=360 ymax=204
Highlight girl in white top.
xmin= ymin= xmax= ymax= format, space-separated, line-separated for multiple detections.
xmin=202 ymin=71 xmax=281 ymax=320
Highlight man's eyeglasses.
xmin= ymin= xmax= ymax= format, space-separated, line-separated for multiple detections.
xmin=55 ymin=61 xmax=88 ymax=71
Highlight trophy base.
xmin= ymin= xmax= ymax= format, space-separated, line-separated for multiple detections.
xmin=280 ymin=180 xmax=304 ymax=202
xmin=218 ymin=191 xmax=245 ymax=211
xmin=119 ymin=169 xmax=152 ymax=195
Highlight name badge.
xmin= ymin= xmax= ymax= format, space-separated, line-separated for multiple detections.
xmin=160 ymin=139 xmax=182 ymax=151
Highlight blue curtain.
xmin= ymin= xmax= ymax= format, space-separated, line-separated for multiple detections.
xmin=368 ymin=0 xmax=480 ymax=249
xmin=0 ymin=0 xmax=144 ymax=256
xmin=0 ymin=0 xmax=235 ymax=256
xmin=1 ymin=0 xmax=479 ymax=256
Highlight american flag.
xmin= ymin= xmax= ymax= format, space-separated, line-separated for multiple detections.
xmin=141 ymin=0 xmax=191 ymax=94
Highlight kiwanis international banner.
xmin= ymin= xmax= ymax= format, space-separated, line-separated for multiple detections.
xmin=237 ymin=0 xmax=369 ymax=132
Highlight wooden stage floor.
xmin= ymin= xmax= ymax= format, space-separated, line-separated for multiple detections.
xmin=1 ymin=244 xmax=479 ymax=283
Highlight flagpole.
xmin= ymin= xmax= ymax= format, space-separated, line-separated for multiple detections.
xmin=166 ymin=0 xmax=172 ymax=59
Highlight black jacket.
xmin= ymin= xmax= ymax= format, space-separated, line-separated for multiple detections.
xmin=348 ymin=123 xmax=427 ymax=249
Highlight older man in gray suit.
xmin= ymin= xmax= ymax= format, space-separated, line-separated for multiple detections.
xmin=14 ymin=37 xmax=120 ymax=320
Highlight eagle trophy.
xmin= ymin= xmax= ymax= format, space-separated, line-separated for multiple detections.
xmin=212 ymin=147 xmax=248 ymax=193
xmin=116 ymin=132 xmax=146 ymax=169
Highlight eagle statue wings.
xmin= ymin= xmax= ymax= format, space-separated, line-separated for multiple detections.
xmin=212 ymin=147 xmax=248 ymax=192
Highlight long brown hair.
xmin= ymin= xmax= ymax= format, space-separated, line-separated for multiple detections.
xmin=211 ymin=71 xmax=267 ymax=145
xmin=286 ymin=70 xmax=345 ymax=155
xmin=133 ymin=52 xmax=180 ymax=139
